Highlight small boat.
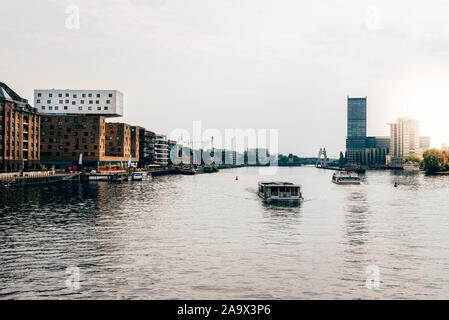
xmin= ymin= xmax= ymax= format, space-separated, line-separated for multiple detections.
xmin=332 ymin=171 xmax=361 ymax=185
xmin=131 ymin=172 xmax=152 ymax=181
xmin=403 ymin=163 xmax=420 ymax=172
xmin=258 ymin=182 xmax=303 ymax=203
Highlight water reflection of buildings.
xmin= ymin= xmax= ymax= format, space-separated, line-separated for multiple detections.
xmin=341 ymin=190 xmax=371 ymax=285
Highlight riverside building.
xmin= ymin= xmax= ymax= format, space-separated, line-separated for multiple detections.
xmin=40 ymin=115 xmax=139 ymax=170
xmin=389 ymin=117 xmax=427 ymax=163
xmin=345 ymin=97 xmax=391 ymax=167
xmin=0 ymin=82 xmax=40 ymax=172
xmin=137 ymin=128 xmax=156 ymax=167
xmin=34 ymin=89 xmax=123 ymax=117
xmin=36 ymin=88 xmax=139 ymax=170
xmin=154 ymin=134 xmax=169 ymax=167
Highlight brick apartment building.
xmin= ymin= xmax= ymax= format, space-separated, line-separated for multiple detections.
xmin=0 ymin=82 xmax=40 ymax=172
xmin=40 ymin=115 xmax=139 ymax=170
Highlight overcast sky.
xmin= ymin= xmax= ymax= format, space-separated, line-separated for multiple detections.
xmin=2 ymin=0 xmax=449 ymax=156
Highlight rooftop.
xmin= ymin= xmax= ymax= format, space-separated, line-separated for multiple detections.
xmin=259 ymin=182 xmax=301 ymax=187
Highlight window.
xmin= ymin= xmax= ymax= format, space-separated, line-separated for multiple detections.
xmin=108 ymin=93 xmax=113 ymax=97
xmin=64 ymin=106 xmax=68 ymax=110
xmin=97 ymin=107 xmax=101 ymax=110
xmin=37 ymin=93 xmax=42 ymax=97
xmin=96 ymin=94 xmax=100 ymax=98
xmin=82 ymin=93 xmax=86 ymax=98
xmin=73 ymin=94 xmax=77 ymax=98
xmin=37 ymin=99 xmax=41 ymax=104
xmin=55 ymin=106 xmax=59 ymax=110
xmin=65 ymin=100 xmax=69 ymax=103
xmin=66 ymin=93 xmax=69 ymax=97
xmin=80 ymin=100 xmax=84 ymax=104
xmin=88 ymin=107 xmax=92 ymax=110
xmin=88 ymin=93 xmax=92 ymax=97
xmin=104 ymin=107 xmax=108 ymax=110
xmin=49 ymin=106 xmax=53 ymax=110
xmin=49 ymin=93 xmax=53 ymax=97
xmin=89 ymin=100 xmax=93 ymax=104
xmin=41 ymin=106 xmax=46 ymax=110
xmin=59 ymin=100 xmax=63 ymax=104
xmin=96 ymin=100 xmax=99 ymax=104
xmin=47 ymin=100 xmax=51 ymax=104
xmin=106 ymin=100 xmax=111 ymax=104
xmin=79 ymin=107 xmax=83 ymax=111
xmin=58 ymin=93 xmax=62 ymax=98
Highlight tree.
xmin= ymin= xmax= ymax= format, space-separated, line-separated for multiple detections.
xmin=338 ymin=152 xmax=345 ymax=168
xmin=407 ymin=154 xmax=422 ymax=163
xmin=423 ymin=148 xmax=444 ymax=175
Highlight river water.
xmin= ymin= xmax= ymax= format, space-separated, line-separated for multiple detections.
xmin=1 ymin=166 xmax=449 ymax=299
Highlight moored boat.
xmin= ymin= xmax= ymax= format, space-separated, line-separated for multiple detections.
xmin=332 ymin=171 xmax=361 ymax=185
xmin=258 ymin=182 xmax=303 ymax=203
xmin=130 ymin=172 xmax=152 ymax=181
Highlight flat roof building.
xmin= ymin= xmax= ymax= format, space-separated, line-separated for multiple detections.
xmin=40 ymin=115 xmax=138 ymax=170
xmin=34 ymin=89 xmax=123 ymax=117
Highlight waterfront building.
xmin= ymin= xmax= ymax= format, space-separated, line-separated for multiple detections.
xmin=389 ymin=117 xmax=422 ymax=161
xmin=154 ymin=134 xmax=168 ymax=167
xmin=105 ymin=122 xmax=139 ymax=160
xmin=367 ymin=137 xmax=390 ymax=165
xmin=0 ymin=82 xmax=40 ymax=172
xmin=345 ymin=97 xmax=391 ymax=166
xmin=137 ymin=128 xmax=156 ymax=167
xmin=346 ymin=97 xmax=367 ymax=165
xmin=40 ymin=115 xmax=138 ymax=170
xmin=34 ymin=89 xmax=123 ymax=117
xmin=420 ymin=136 xmax=431 ymax=151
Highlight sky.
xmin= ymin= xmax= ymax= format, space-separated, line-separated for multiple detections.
xmin=2 ymin=0 xmax=449 ymax=157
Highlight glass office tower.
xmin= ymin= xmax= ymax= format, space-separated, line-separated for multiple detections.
xmin=346 ymin=97 xmax=367 ymax=165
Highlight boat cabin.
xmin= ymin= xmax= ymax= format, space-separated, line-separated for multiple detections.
xmin=258 ymin=182 xmax=302 ymax=201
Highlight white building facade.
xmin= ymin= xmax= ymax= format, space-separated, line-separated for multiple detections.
xmin=34 ymin=89 xmax=123 ymax=117
xmin=154 ymin=134 xmax=168 ymax=167
xmin=389 ymin=117 xmax=422 ymax=160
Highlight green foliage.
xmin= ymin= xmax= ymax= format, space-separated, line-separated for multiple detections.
xmin=423 ymin=148 xmax=444 ymax=174
xmin=203 ymin=165 xmax=219 ymax=173
xmin=407 ymin=154 xmax=422 ymax=163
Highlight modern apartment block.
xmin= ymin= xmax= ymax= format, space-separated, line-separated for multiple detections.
xmin=0 ymin=82 xmax=40 ymax=172
xmin=154 ymin=134 xmax=169 ymax=167
xmin=40 ymin=115 xmax=138 ymax=170
xmin=137 ymin=128 xmax=156 ymax=167
xmin=34 ymin=89 xmax=123 ymax=117
xmin=389 ymin=117 xmax=423 ymax=160
xmin=105 ymin=123 xmax=139 ymax=159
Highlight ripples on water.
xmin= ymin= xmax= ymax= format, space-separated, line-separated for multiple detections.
xmin=1 ymin=167 xmax=449 ymax=299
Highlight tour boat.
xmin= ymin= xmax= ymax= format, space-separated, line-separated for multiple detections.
xmin=332 ymin=171 xmax=361 ymax=185
xmin=258 ymin=182 xmax=303 ymax=203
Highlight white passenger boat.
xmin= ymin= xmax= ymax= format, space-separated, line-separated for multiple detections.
xmin=258 ymin=182 xmax=303 ymax=203
xmin=332 ymin=171 xmax=361 ymax=185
